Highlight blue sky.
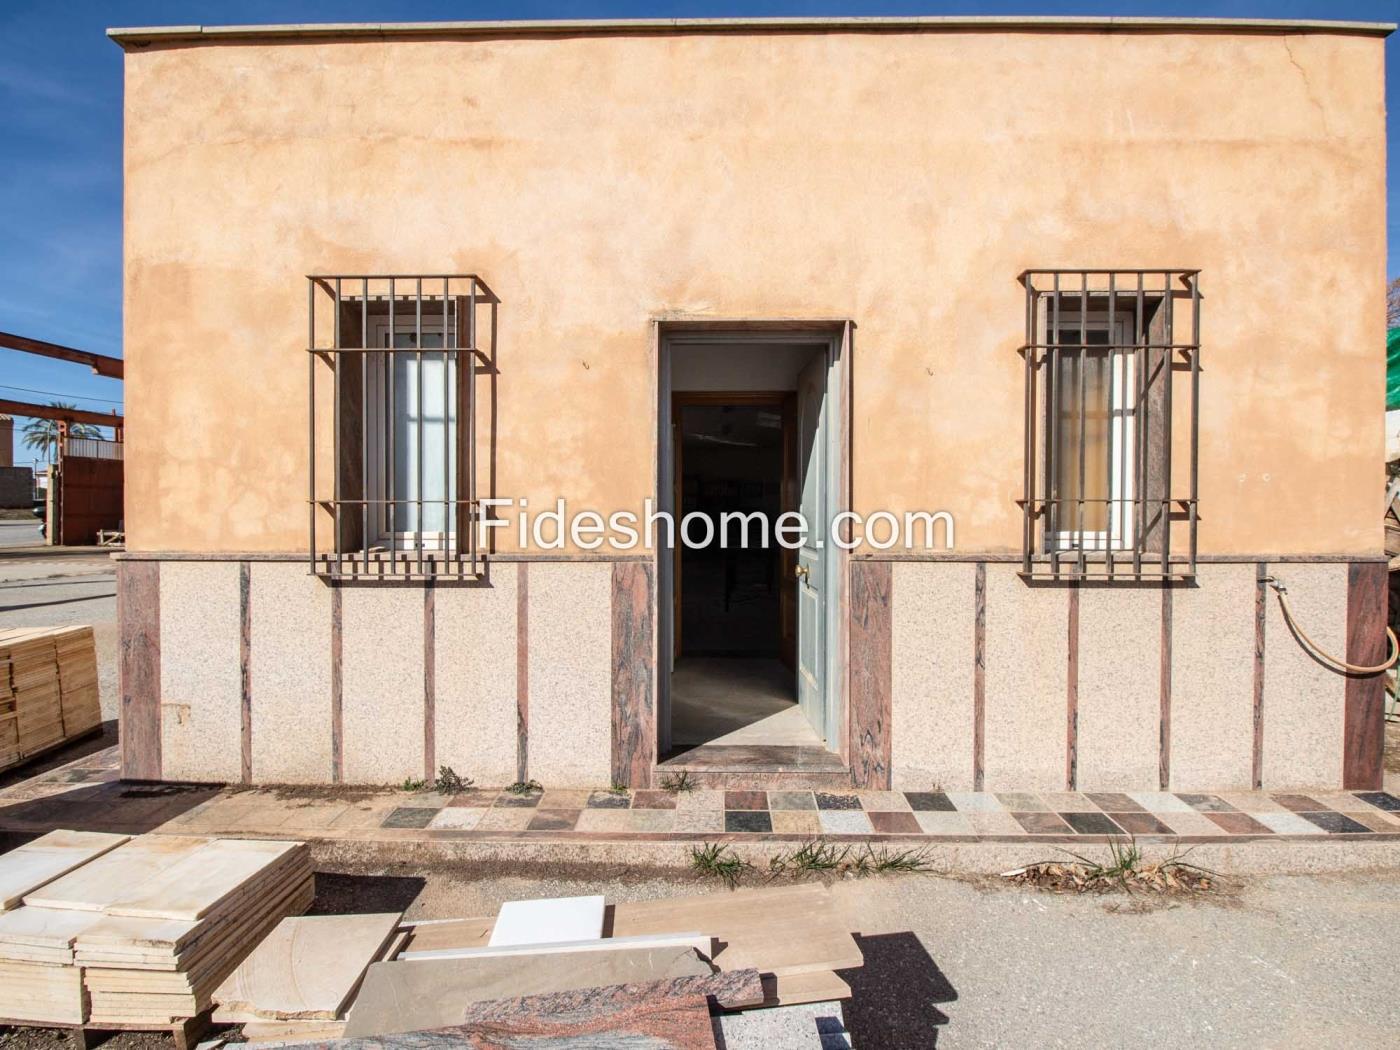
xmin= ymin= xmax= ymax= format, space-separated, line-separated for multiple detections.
xmin=0 ymin=0 xmax=1395 ymax=471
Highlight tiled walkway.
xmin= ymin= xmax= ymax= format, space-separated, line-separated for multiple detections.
xmin=2 ymin=745 xmax=1399 ymax=846
xmin=365 ymin=786 xmax=1400 ymax=841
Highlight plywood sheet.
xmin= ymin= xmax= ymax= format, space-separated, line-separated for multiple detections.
xmin=103 ymin=839 xmax=300 ymax=921
xmin=0 ymin=905 xmax=106 ymax=956
xmin=0 ymin=830 xmax=130 ymax=911
xmin=213 ymin=913 xmax=401 ymax=1021
xmin=23 ymin=836 xmax=210 ymax=913
xmin=610 ymin=885 xmax=861 ymax=978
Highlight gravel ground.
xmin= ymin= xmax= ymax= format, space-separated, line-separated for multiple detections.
xmin=295 ymin=849 xmax=1400 ymax=1049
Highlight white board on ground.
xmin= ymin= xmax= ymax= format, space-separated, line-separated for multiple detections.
xmin=213 ymin=913 xmax=401 ymax=1020
xmin=486 ymin=895 xmax=605 ymax=947
xmin=0 ymin=830 xmax=130 ymax=911
xmin=402 ymin=931 xmax=712 ymax=963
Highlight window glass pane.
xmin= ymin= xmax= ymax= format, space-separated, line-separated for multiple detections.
xmin=1051 ymin=329 xmax=1111 ymax=537
xmin=390 ymin=331 xmax=456 ymax=535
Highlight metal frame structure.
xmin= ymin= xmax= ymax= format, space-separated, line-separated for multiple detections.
xmin=307 ymin=274 xmax=496 ymax=582
xmin=1018 ymin=269 xmax=1201 ymax=581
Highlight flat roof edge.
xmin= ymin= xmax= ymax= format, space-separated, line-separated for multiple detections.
xmin=106 ymin=15 xmax=1396 ymax=48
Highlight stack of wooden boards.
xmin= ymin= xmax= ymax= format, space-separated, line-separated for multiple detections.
xmin=0 ymin=829 xmax=312 ymax=1034
xmin=0 ymin=626 xmax=102 ymax=772
xmin=205 ymin=883 xmax=861 ymax=1046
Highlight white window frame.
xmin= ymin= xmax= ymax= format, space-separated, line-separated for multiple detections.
xmin=365 ymin=315 xmax=458 ymax=551
xmin=1046 ymin=315 xmax=1136 ymax=553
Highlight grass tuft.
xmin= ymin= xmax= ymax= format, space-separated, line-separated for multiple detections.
xmin=691 ymin=842 xmax=752 ymax=888
xmin=400 ymin=777 xmax=426 ymax=792
xmin=659 ymin=770 xmax=696 ymax=793
xmin=506 ymin=779 xmax=543 ymax=795
xmin=768 ymin=840 xmax=933 ymax=879
xmin=434 ymin=766 xmax=472 ymax=794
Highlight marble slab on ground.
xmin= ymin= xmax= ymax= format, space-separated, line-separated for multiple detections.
xmin=343 ymin=946 xmax=739 ymax=1037
xmin=288 ymin=992 xmax=717 ymax=1049
xmin=487 ymin=894 xmax=605 ymax=947
xmin=215 ymin=912 xmax=402 ymax=1020
xmin=714 ymin=999 xmax=852 ymax=1050
xmin=0 ymin=829 xmax=129 ymax=910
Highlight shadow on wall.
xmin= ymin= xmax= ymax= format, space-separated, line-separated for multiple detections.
xmin=838 ymin=931 xmax=956 ymax=1047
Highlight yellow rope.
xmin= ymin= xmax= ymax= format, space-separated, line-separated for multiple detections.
xmin=1267 ymin=575 xmax=1399 ymax=675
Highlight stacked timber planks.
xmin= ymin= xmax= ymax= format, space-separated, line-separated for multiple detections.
xmin=0 ymin=650 xmax=15 ymax=769
xmin=0 ymin=626 xmax=103 ymax=771
xmin=0 ymin=830 xmax=131 ymax=1023
xmin=0 ymin=832 xmax=313 ymax=1031
xmin=54 ymin=627 xmax=101 ymax=738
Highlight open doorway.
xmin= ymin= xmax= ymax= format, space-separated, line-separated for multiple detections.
xmin=671 ymin=394 xmax=806 ymax=748
xmin=657 ymin=332 xmax=846 ymax=769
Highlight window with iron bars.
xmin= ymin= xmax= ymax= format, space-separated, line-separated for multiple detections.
xmin=1019 ymin=270 xmax=1200 ymax=581
xmin=307 ymin=275 xmax=496 ymax=581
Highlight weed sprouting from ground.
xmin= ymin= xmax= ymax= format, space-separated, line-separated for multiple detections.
xmin=690 ymin=843 xmax=752 ymax=888
xmin=766 ymin=840 xmax=934 ymax=880
xmin=506 ymin=779 xmax=542 ymax=795
xmin=434 ymin=766 xmax=472 ymax=794
xmin=768 ymin=840 xmax=849 ymax=876
xmin=659 ymin=770 xmax=696 ymax=793
xmin=1003 ymin=838 xmax=1219 ymax=895
xmin=400 ymin=777 xmax=427 ymax=792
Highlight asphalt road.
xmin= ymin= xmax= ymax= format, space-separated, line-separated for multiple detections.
xmin=0 ymin=521 xmax=118 ymax=720
xmin=0 ymin=519 xmax=42 ymax=547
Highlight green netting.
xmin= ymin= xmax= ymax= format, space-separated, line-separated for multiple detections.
xmin=1390 ymin=328 xmax=1400 ymax=411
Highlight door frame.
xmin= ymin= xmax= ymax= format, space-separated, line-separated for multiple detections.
xmin=655 ymin=324 xmax=851 ymax=760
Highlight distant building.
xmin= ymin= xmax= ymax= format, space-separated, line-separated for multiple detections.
xmin=0 ymin=416 xmax=35 ymax=509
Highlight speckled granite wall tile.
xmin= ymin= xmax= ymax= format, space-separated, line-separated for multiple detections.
xmin=1171 ymin=564 xmax=1255 ymax=790
xmin=249 ymin=562 xmax=333 ymax=783
xmin=435 ymin=571 xmax=518 ymax=787
xmin=891 ymin=562 xmax=976 ymax=790
xmin=159 ymin=562 xmax=241 ymax=782
xmin=341 ymin=586 xmax=425 ymax=783
xmin=1076 ymin=584 xmax=1159 ymax=790
xmin=982 ymin=565 xmax=1067 ymax=790
xmin=527 ymin=562 xmax=612 ymax=786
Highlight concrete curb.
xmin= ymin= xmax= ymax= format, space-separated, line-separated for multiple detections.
xmin=307 ymin=833 xmax=1400 ymax=877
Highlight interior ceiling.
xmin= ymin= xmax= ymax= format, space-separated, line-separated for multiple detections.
xmin=682 ymin=404 xmax=782 ymax=449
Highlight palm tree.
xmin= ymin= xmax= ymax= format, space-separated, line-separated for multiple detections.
xmin=22 ymin=403 xmax=103 ymax=466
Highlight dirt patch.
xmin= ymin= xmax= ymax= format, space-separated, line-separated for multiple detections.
xmin=236 ymin=784 xmax=394 ymax=805
xmin=0 ymin=1028 xmax=172 ymax=1050
xmin=997 ymin=857 xmax=1224 ymax=899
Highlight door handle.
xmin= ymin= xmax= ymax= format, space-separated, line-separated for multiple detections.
xmin=794 ymin=564 xmax=810 ymax=581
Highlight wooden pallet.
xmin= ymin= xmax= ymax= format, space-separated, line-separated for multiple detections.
xmin=0 ymin=1008 xmax=212 ymax=1050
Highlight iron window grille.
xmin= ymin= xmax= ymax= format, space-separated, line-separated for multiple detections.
xmin=307 ymin=274 xmax=496 ymax=581
xmin=1019 ymin=269 xmax=1201 ymax=581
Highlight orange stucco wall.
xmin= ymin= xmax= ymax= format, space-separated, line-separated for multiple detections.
xmin=120 ymin=28 xmax=1387 ymax=555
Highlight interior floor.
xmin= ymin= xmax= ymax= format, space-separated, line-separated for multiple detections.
xmin=670 ymin=657 xmax=822 ymax=749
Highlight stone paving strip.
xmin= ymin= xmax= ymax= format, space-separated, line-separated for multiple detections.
xmin=2 ymin=745 xmax=1399 ymax=850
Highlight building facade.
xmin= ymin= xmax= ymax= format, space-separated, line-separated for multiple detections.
xmin=111 ymin=17 xmax=1392 ymax=792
